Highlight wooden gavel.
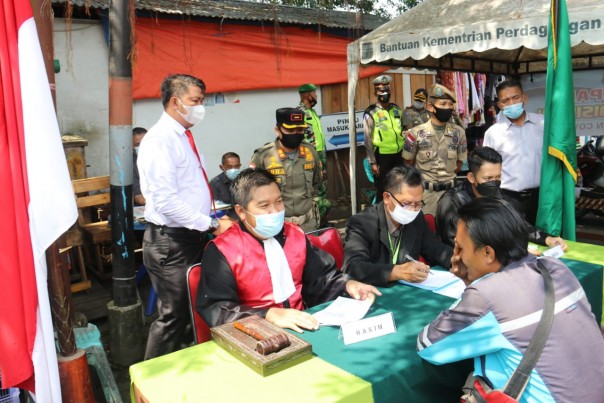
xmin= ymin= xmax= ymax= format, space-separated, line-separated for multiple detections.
xmin=233 ymin=321 xmax=291 ymax=355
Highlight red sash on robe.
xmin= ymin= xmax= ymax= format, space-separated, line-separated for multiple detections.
xmin=213 ymin=222 xmax=307 ymax=309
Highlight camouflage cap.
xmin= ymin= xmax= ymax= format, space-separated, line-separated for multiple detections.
xmin=372 ymin=75 xmax=392 ymax=86
xmin=414 ymin=88 xmax=428 ymax=102
xmin=298 ymin=83 xmax=317 ymax=93
xmin=276 ymin=107 xmax=307 ymax=129
xmin=428 ymin=84 xmax=457 ymax=103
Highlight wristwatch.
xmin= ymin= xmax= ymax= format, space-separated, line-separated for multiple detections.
xmin=208 ymin=218 xmax=220 ymax=233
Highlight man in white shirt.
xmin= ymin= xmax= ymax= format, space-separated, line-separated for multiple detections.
xmin=138 ymin=74 xmax=232 ymax=359
xmin=483 ymin=79 xmax=544 ymax=225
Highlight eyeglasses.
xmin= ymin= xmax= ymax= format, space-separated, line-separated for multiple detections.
xmin=388 ymin=192 xmax=425 ymax=211
xmin=498 ymin=94 xmax=523 ymax=106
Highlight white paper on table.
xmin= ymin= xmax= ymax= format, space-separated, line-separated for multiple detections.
xmin=312 ymin=296 xmax=373 ymax=326
xmin=543 ymin=245 xmax=565 ymax=259
xmin=398 ymin=270 xmax=460 ymax=291
xmin=433 ymin=279 xmax=466 ymax=299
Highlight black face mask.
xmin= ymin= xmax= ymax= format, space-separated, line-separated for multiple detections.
xmin=476 ymin=180 xmax=502 ymax=198
xmin=280 ymin=131 xmax=305 ymax=149
xmin=377 ymin=93 xmax=391 ymax=103
xmin=432 ymin=106 xmax=453 ymax=123
xmin=308 ymin=95 xmax=317 ymax=108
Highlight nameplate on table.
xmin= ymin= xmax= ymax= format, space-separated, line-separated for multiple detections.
xmin=341 ymin=312 xmax=396 ymax=345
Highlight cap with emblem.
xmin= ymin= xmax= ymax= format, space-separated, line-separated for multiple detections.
xmin=428 ymin=84 xmax=457 ymax=103
xmin=414 ymin=88 xmax=428 ymax=102
xmin=276 ymin=107 xmax=308 ymax=129
xmin=298 ymin=83 xmax=317 ymax=93
xmin=372 ymin=75 xmax=392 ymax=86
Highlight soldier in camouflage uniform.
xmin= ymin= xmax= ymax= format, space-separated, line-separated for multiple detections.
xmin=297 ymin=83 xmax=331 ymax=222
xmin=402 ymin=88 xmax=430 ymax=130
xmin=402 ymin=84 xmax=467 ymax=216
xmin=251 ymin=107 xmax=322 ymax=232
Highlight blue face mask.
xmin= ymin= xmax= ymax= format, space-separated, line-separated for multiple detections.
xmin=225 ymin=168 xmax=240 ymax=181
xmin=503 ymin=102 xmax=525 ymax=120
xmin=245 ymin=209 xmax=285 ymax=239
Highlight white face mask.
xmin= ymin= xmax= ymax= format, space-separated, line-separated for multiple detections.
xmin=177 ymin=98 xmax=206 ymax=126
xmin=245 ymin=209 xmax=285 ymax=239
xmin=413 ymin=101 xmax=425 ymax=109
xmin=225 ymin=168 xmax=240 ymax=181
xmin=134 ymin=146 xmax=140 ymax=155
xmin=389 ymin=202 xmax=420 ymax=225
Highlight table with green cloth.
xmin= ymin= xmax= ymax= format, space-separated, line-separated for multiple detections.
xmin=535 ymin=240 xmax=604 ymax=323
xmin=129 ymin=247 xmax=603 ymax=403
xmin=299 ymin=255 xmax=603 ymax=403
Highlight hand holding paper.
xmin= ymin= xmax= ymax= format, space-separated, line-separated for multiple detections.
xmin=543 ymin=244 xmax=565 ymax=259
xmin=545 ymin=236 xmax=568 ymax=252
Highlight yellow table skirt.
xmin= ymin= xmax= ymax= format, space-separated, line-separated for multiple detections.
xmin=130 ymin=341 xmax=373 ymax=403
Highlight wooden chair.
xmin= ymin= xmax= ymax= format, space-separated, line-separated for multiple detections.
xmin=71 ymin=175 xmax=112 ymax=278
xmin=186 ymin=264 xmax=212 ymax=344
xmin=64 ymin=225 xmax=92 ymax=293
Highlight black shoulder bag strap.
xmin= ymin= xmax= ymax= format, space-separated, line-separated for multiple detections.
xmin=503 ymin=259 xmax=556 ymax=399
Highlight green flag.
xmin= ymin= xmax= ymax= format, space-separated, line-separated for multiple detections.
xmin=536 ymin=0 xmax=577 ymax=241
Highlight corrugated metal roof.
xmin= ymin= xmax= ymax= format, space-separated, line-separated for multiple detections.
xmin=52 ymin=0 xmax=387 ymax=30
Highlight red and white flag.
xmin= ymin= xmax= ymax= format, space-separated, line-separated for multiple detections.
xmin=1 ymin=0 xmax=77 ymax=400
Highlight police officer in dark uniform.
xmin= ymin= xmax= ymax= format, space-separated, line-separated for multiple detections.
xmin=363 ymin=75 xmax=404 ymax=202
xmin=251 ymin=108 xmax=322 ymax=232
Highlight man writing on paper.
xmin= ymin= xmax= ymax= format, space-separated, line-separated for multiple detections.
xmin=197 ymin=168 xmax=380 ymax=333
xmin=343 ymin=165 xmax=452 ymax=286
xmin=417 ymin=198 xmax=604 ymax=402
xmin=436 ymin=147 xmax=568 ymax=251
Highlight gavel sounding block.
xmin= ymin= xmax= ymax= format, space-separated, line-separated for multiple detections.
xmin=211 ymin=315 xmax=313 ymax=376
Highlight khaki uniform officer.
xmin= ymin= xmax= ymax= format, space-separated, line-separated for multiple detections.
xmin=402 ymin=88 xmax=430 ymax=130
xmin=402 ymin=84 xmax=467 ymax=216
xmin=251 ymin=107 xmax=322 ymax=232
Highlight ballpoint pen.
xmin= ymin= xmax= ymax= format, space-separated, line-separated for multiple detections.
xmin=404 ymin=254 xmax=433 ymax=274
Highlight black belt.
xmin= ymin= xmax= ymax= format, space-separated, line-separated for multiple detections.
xmin=501 ymin=187 xmax=539 ymax=199
xmin=423 ymin=181 xmax=453 ymax=192
xmin=148 ymin=222 xmax=206 ymax=236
